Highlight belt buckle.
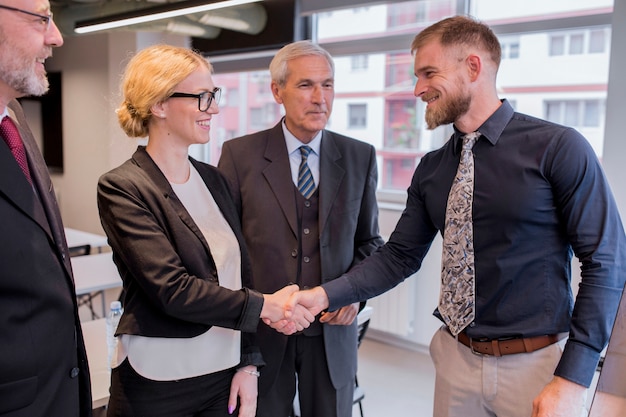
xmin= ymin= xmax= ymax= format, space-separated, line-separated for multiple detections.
xmin=467 ymin=336 xmax=488 ymax=356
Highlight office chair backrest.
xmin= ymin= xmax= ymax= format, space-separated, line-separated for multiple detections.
xmin=69 ymin=244 xmax=91 ymax=257
xmin=357 ymin=306 xmax=373 ymax=348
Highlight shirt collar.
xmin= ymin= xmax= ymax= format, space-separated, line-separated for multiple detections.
xmin=281 ymin=119 xmax=323 ymax=156
xmin=452 ymin=99 xmax=515 ymax=149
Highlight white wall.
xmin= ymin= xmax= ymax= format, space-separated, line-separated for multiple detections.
xmin=44 ymin=31 xmax=189 ymax=234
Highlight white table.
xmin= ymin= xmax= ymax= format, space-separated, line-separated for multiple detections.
xmin=65 ymin=227 xmax=109 ymax=253
xmin=72 ymin=252 xmax=123 ymax=318
xmin=81 ymin=318 xmax=110 ymax=409
xmin=73 ymin=252 xmax=122 ymax=295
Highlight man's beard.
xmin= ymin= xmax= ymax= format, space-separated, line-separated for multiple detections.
xmin=424 ymin=88 xmax=471 ymax=130
xmin=0 ymin=37 xmax=50 ymax=97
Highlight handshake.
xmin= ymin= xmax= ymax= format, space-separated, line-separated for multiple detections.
xmin=260 ymin=284 xmax=352 ymax=335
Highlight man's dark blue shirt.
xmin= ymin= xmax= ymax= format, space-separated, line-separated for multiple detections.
xmin=324 ymin=99 xmax=626 ymax=387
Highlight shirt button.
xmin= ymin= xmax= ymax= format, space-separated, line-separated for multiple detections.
xmin=69 ymin=367 xmax=80 ymax=378
xmin=303 ymin=257 xmax=310 ymax=263
xmin=303 ymin=228 xmax=310 ymax=235
xmin=291 ymin=249 xmax=298 ymax=258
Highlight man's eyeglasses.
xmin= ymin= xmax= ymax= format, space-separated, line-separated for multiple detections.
xmin=169 ymin=88 xmax=221 ymax=112
xmin=0 ymin=4 xmax=53 ymax=31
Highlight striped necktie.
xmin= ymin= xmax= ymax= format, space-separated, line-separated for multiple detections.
xmin=297 ymin=146 xmax=316 ymax=199
xmin=439 ymin=131 xmax=481 ymax=336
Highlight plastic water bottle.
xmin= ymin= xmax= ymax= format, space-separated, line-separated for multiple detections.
xmin=106 ymin=300 xmax=123 ymax=371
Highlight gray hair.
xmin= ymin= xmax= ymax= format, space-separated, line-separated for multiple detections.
xmin=269 ymin=40 xmax=335 ymax=87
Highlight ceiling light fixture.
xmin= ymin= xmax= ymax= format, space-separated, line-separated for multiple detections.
xmin=74 ymin=0 xmax=262 ymax=34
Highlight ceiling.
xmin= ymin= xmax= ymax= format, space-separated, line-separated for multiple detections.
xmin=50 ymin=0 xmax=269 ymax=39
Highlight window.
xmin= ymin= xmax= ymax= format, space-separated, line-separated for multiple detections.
xmin=348 ymin=104 xmax=367 ymax=128
xmin=544 ymin=100 xmax=605 ymax=127
xmin=569 ymin=33 xmax=585 ymax=54
xmin=351 ymin=55 xmax=369 ymax=71
xmin=225 ymin=87 xmax=237 ymax=107
xmin=206 ymin=0 xmax=613 ymax=193
xmin=501 ymin=37 xmax=520 ymax=59
xmin=589 ymin=29 xmax=607 ymax=53
xmin=550 ymin=35 xmax=566 ymax=56
xmin=549 ymin=29 xmax=610 ymax=56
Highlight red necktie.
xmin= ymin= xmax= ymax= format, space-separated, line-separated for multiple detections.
xmin=1 ymin=116 xmax=33 ymax=184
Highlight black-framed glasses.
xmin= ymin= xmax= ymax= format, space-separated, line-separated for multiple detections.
xmin=0 ymin=4 xmax=53 ymax=31
xmin=169 ymin=87 xmax=221 ymax=112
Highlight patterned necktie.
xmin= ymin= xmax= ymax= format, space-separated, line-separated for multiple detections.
xmin=440 ymin=131 xmax=481 ymax=336
xmin=297 ymin=146 xmax=316 ymax=199
xmin=1 ymin=116 xmax=33 ymax=184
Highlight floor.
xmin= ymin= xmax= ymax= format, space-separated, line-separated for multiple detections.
xmin=352 ymin=337 xmax=604 ymax=417
xmin=352 ymin=338 xmax=435 ymax=416
xmin=92 ymin=336 xmax=434 ymax=417
xmin=92 ymin=334 xmax=602 ymax=417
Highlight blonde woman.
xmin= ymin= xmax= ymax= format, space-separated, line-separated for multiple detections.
xmin=97 ymin=44 xmax=312 ymax=417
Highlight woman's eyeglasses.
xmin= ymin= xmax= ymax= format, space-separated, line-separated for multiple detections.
xmin=169 ymin=88 xmax=221 ymax=112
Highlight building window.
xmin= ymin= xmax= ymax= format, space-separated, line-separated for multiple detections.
xmin=225 ymin=87 xmax=237 ymax=107
xmin=501 ymin=37 xmax=520 ymax=59
xmin=549 ymin=29 xmax=609 ymax=56
xmin=569 ymin=33 xmax=585 ymax=54
xmin=589 ymin=29 xmax=607 ymax=53
xmin=249 ymin=107 xmax=263 ymax=129
xmin=544 ymin=99 xmax=605 ymax=127
xmin=348 ymin=104 xmax=367 ymax=128
xmin=351 ymin=55 xmax=369 ymax=71
xmin=549 ymin=34 xmax=566 ymax=56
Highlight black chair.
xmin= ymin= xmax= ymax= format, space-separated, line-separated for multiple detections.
xmin=353 ymin=306 xmax=372 ymax=417
xmin=68 ymin=243 xmax=91 ymax=257
xmin=291 ymin=306 xmax=373 ymax=417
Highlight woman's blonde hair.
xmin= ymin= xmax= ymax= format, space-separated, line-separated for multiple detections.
xmin=116 ymin=44 xmax=212 ymax=138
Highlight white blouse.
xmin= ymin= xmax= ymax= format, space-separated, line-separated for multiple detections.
xmin=114 ymin=162 xmax=242 ymax=381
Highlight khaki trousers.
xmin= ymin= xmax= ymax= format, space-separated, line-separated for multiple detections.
xmin=429 ymin=326 xmax=587 ymax=417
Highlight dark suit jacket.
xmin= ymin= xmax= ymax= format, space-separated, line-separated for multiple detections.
xmin=0 ymin=101 xmax=92 ymax=417
xmin=218 ymin=122 xmax=384 ymax=391
xmin=97 ymin=146 xmax=264 ymax=366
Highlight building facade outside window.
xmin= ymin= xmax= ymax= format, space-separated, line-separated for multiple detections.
xmin=204 ymin=0 xmax=613 ymax=194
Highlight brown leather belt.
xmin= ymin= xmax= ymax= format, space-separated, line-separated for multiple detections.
xmin=456 ymin=331 xmax=567 ymax=356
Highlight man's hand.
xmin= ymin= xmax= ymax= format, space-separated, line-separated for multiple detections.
xmin=320 ymin=302 xmax=359 ymax=325
xmin=261 ymin=284 xmax=315 ymax=334
xmin=531 ymin=376 xmax=587 ymax=417
xmin=285 ymin=286 xmax=330 ymax=319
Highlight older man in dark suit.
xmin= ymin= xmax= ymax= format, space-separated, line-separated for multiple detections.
xmin=0 ymin=0 xmax=92 ymax=416
xmin=218 ymin=40 xmax=383 ymax=417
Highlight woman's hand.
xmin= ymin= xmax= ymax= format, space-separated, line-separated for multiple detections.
xmin=228 ymin=366 xmax=259 ymax=416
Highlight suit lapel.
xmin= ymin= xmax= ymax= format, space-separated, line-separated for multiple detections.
xmin=191 ymin=158 xmax=239 ymax=235
xmin=262 ymin=124 xmax=299 ymax=236
xmin=15 ymin=114 xmax=55 ymax=240
xmin=5 ymin=101 xmax=71 ymax=275
xmin=0 ymin=144 xmax=36 ymax=212
xmin=0 ymin=145 xmax=53 ymax=246
xmin=133 ymin=148 xmax=213 ymax=259
xmin=319 ymin=132 xmax=345 ymax=235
